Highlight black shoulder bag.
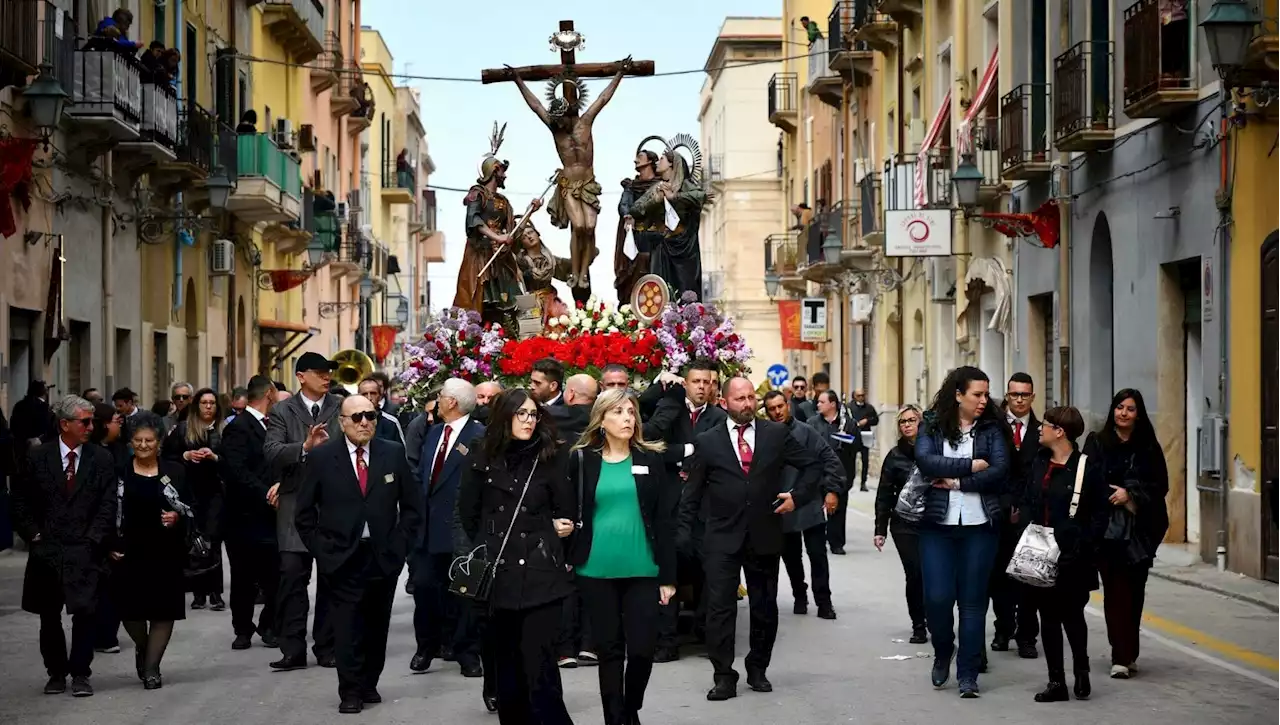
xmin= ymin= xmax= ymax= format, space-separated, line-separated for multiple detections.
xmin=448 ymin=457 xmax=540 ymax=604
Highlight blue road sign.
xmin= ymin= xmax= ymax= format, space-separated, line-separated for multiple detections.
xmin=766 ymin=364 xmax=790 ymax=388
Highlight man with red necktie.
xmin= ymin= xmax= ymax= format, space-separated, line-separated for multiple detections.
xmin=992 ymin=372 xmax=1043 ymax=659
xmin=296 ymin=394 xmax=423 ymax=714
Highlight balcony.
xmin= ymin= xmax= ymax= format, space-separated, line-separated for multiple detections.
xmin=43 ymin=3 xmax=75 ymax=106
xmin=877 ymin=0 xmax=923 ymax=22
xmin=311 ymin=31 xmax=342 ymax=93
xmin=0 ymin=0 xmax=40 ymax=78
xmin=767 ymin=72 xmax=798 ymax=132
xmin=226 ymin=132 xmax=302 ymax=223
xmin=152 ymin=103 xmax=214 ymax=186
xmin=708 ymin=154 xmax=724 ymax=184
xmin=968 ymin=118 xmax=1005 ymax=205
xmin=764 ymin=232 xmax=805 ymax=295
xmin=422 ymin=229 xmax=445 ymax=264
xmin=854 ymin=3 xmax=899 ymax=52
xmin=1121 ymin=0 xmax=1196 ymax=119
xmin=806 ymin=37 xmax=843 ymax=109
xmin=860 ymin=172 xmax=884 ymax=246
xmin=346 ymin=61 xmax=372 ymax=134
xmin=883 ymin=151 xmax=952 ymax=213
xmin=261 ymin=0 xmax=325 ymax=64
xmin=1000 ymin=83 xmax=1052 ymax=180
xmin=828 ymin=1 xmax=874 ymax=86
xmin=330 ymin=54 xmax=360 ymax=116
xmin=117 ymin=80 xmax=178 ymax=163
xmin=330 ymin=219 xmax=367 ymax=280
xmin=381 ymin=159 xmax=414 ymax=205
xmin=800 ymin=201 xmax=872 ymax=282
xmin=67 ymin=46 xmax=143 ymax=142
xmin=410 ymin=190 xmax=436 ymax=234
xmin=1054 ymin=40 xmax=1115 ymax=152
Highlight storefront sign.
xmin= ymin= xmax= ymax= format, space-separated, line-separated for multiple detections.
xmin=885 ymin=209 xmax=953 ymax=257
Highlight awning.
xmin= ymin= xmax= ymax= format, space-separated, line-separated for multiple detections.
xmin=956 ymin=256 xmax=1012 ymax=334
xmin=958 ymin=45 xmax=999 ymax=154
xmin=913 ymin=90 xmax=952 ymax=206
xmin=257 ymin=320 xmax=318 ymax=374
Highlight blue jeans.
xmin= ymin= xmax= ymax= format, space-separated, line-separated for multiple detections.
xmin=919 ymin=525 xmax=999 ymax=681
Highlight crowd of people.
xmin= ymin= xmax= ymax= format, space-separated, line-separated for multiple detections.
xmin=0 ymin=351 xmax=1169 ymax=721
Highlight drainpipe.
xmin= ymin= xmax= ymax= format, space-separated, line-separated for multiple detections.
xmin=102 ymin=152 xmax=115 ymax=394
xmin=173 ymin=0 xmax=186 ymax=312
xmin=1216 ymin=112 xmax=1231 ymax=572
xmin=896 ymin=21 xmax=907 ymax=404
xmin=952 ymin=0 xmax=970 ymax=353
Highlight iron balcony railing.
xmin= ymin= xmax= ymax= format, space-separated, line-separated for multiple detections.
xmin=1122 ymin=0 xmax=1192 ymax=109
xmin=764 ymin=231 xmax=801 ymax=275
xmin=883 ymin=152 xmax=952 ymax=212
xmin=41 ymin=2 xmax=74 ymax=111
xmin=1054 ymin=40 xmax=1114 ymax=142
xmin=382 ymin=159 xmax=414 ymax=191
xmin=808 ymin=36 xmax=838 ymax=83
xmin=177 ymin=102 xmax=214 ymax=171
xmin=212 ymin=122 xmax=239 ymax=180
xmin=999 ymin=83 xmax=1051 ymax=173
xmin=237 ymin=132 xmax=302 ymax=199
xmin=767 ymin=72 xmax=797 ymax=119
xmin=138 ymin=80 xmax=178 ymax=148
xmin=860 ymin=172 xmax=882 ymax=238
xmin=708 ymin=154 xmax=724 ymax=182
xmin=969 ymin=116 xmax=1002 ymax=186
xmin=828 ymin=1 xmax=871 ymax=58
xmin=320 ymin=30 xmax=343 ymax=73
xmin=263 ymin=0 xmax=325 ymax=47
xmin=1 ymin=0 xmax=41 ymax=73
xmin=70 ymin=45 xmax=143 ymax=123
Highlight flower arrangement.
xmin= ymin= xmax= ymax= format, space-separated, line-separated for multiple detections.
xmin=651 ymin=291 xmax=752 ymax=378
xmin=497 ymin=330 xmax=663 ymax=380
xmin=398 ymin=308 xmax=507 ymax=397
xmin=544 ymin=296 xmax=640 ymax=339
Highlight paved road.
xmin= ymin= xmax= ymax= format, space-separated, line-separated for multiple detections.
xmin=0 ymin=489 xmax=1275 ymax=724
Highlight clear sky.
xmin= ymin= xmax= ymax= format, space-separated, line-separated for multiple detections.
xmin=360 ymin=0 xmax=781 ymax=312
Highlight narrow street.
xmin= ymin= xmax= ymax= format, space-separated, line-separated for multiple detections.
xmin=0 ymin=488 xmax=1274 ymax=725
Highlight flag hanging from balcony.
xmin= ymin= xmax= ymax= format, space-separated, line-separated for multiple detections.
xmin=913 ymin=90 xmax=952 ymax=207
xmin=0 ymin=137 xmax=38 ymax=239
xmin=263 ymin=270 xmax=312 ymax=293
xmin=957 ymin=46 xmax=1000 ymax=155
xmin=371 ymin=325 xmax=398 ymax=362
xmin=979 ymin=199 xmax=1061 ymax=249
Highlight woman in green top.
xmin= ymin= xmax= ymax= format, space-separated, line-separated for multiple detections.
xmin=569 ymin=388 xmax=677 ymax=725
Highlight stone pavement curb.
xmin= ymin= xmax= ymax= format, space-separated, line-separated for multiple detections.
xmin=1146 ymin=566 xmax=1279 ymax=613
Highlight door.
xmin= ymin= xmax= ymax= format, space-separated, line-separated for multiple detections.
xmin=1185 ymin=320 xmax=1202 ymax=545
xmin=7 ymin=310 xmax=37 ymax=407
xmin=1262 ymin=233 xmax=1278 ymax=582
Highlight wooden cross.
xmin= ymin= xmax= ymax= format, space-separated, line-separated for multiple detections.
xmin=480 ymin=20 xmax=655 ymax=97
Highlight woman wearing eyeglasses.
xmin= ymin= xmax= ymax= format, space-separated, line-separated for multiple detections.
xmin=162 ymin=388 xmax=226 ymax=611
xmin=873 ymin=405 xmax=927 ymax=644
xmin=456 ymin=389 xmax=575 ymax=724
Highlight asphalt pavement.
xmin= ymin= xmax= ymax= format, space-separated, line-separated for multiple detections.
xmin=0 ymin=488 xmax=1275 ymax=724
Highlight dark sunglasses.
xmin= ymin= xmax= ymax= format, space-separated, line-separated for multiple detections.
xmin=343 ymin=411 xmax=379 ymax=424
xmin=71 ymin=417 xmax=94 ymax=425
xmin=173 ymin=394 xmax=191 ymax=401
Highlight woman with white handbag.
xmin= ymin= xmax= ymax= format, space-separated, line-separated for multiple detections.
xmin=1017 ymin=407 xmax=1111 ymax=703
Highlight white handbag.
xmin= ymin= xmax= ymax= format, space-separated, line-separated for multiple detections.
xmin=1006 ymin=454 xmax=1087 ymax=588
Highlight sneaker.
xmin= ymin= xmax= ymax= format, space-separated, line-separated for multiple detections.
xmin=95 ymin=645 xmax=120 ymax=654
xmin=43 ymin=676 xmax=66 ymax=695
xmin=909 ymin=628 xmax=929 ymax=644
xmin=190 ymin=595 xmax=207 ymax=610
xmin=577 ymin=651 xmax=599 ymax=666
xmin=793 ymin=600 xmax=808 ymax=615
xmin=70 ymin=676 xmax=93 ymax=697
xmin=557 ymin=656 xmax=578 ymax=669
xmin=931 ymin=651 xmax=954 ymax=688
xmin=209 ymin=594 xmax=226 ymax=611
xmin=1126 ymin=661 xmax=1139 ymax=674
xmin=958 ymin=678 xmax=980 ymax=698
xmin=1109 ymin=664 xmax=1130 ymax=679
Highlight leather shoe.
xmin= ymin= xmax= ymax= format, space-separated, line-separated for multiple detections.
xmin=317 ymin=653 xmax=337 ymax=668
xmin=483 ymin=692 xmax=499 ymax=712
xmin=1018 ymin=642 xmax=1040 ymax=659
xmin=338 ymin=696 xmax=362 ymax=714
xmin=746 ymin=670 xmax=772 ymax=693
xmin=439 ymin=645 xmax=456 ymax=662
xmin=990 ymin=634 xmax=1010 ymax=652
xmin=706 ymin=680 xmax=737 ymax=701
xmin=817 ymin=605 xmax=837 ymax=620
xmin=269 ymin=655 xmax=307 ymax=671
xmin=653 ymin=646 xmax=680 ymax=663
xmin=460 ymin=662 xmax=483 ymax=678
xmin=409 ymin=653 xmax=432 ymax=673
xmin=360 ymin=689 xmax=382 ymax=704
xmin=43 ymin=676 xmax=66 ymax=695
xmin=830 ymin=546 xmax=847 ymax=555
xmin=232 ymin=634 xmax=253 ymax=650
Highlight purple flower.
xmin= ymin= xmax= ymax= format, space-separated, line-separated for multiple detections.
xmin=680 ymin=291 xmax=699 ymax=303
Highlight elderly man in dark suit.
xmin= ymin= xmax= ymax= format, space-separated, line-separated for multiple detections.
xmin=264 ymin=352 xmax=344 ymax=671
xmin=296 ymin=394 xmax=423 ymax=714
xmin=679 ymin=377 xmax=822 ymax=702
xmin=12 ymin=395 xmax=117 ymax=697
xmin=221 ymin=375 xmax=281 ymax=651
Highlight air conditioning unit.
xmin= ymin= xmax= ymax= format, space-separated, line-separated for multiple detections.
xmin=850 ymin=293 xmax=874 ymax=324
xmin=928 ymin=257 xmax=956 ymax=301
xmin=210 ymin=239 xmax=235 ymax=276
xmin=298 ymin=124 xmax=316 ymax=152
xmin=274 ymin=118 xmax=294 ymax=149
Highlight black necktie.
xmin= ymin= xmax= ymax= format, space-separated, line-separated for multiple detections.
xmin=311 ymin=403 xmax=320 ymax=420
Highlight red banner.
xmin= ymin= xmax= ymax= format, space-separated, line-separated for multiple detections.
xmin=371 ymin=324 xmax=398 ymax=361
xmin=777 ymin=300 xmax=815 ymax=351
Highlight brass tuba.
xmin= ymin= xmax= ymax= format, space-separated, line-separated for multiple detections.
xmin=331 ymin=349 xmax=374 ymax=394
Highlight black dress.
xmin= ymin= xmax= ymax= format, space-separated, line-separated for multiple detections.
xmin=162 ymin=422 xmax=225 ymax=594
xmin=114 ymin=463 xmax=190 ymax=621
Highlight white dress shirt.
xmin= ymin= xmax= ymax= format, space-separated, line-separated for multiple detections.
xmin=59 ymin=440 xmax=83 ymax=473
xmin=683 ymin=401 xmax=708 ymax=459
xmin=725 ymin=418 xmax=756 ymax=468
xmin=346 ymin=439 xmax=372 ymax=539
xmin=431 ymin=415 xmax=470 ymax=469
xmin=299 ymin=392 xmax=324 ymax=418
xmin=246 ymin=405 xmax=268 ymax=429
xmin=941 ymin=428 xmax=989 ymax=526
xmin=1007 ymin=412 xmax=1030 ymax=450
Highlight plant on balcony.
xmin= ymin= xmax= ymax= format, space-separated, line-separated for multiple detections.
xmin=777 ymin=244 xmax=799 ymax=272
xmin=1091 ymin=101 xmax=1111 ymax=129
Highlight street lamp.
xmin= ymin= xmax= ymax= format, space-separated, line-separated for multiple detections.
xmin=951 ymin=154 xmax=986 ymax=209
xmin=764 ymin=270 xmax=781 ymax=298
xmin=358 ymin=276 xmax=375 ymax=301
xmin=205 ymin=169 xmax=234 ymax=211
xmin=22 ymin=65 xmax=69 ymax=148
xmin=305 ymin=234 xmax=327 ymax=268
xmin=821 ymin=230 xmax=843 ymax=265
xmin=395 ymin=296 xmax=410 ymax=328
xmin=1200 ymin=0 xmax=1260 ymax=76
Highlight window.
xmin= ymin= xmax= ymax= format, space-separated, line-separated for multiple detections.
xmin=153 ymin=0 xmax=166 ymax=44
xmin=185 ymin=23 xmax=197 ymax=100
xmin=887 ymin=109 xmax=896 ymax=151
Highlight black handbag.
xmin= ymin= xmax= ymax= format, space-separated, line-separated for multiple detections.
xmin=448 ymin=458 xmax=540 ymax=603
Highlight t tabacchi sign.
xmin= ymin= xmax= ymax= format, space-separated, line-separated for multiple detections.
xmin=884 ymin=209 xmax=953 ymax=257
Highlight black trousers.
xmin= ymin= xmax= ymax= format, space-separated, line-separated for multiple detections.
xmin=1030 ymin=585 xmax=1090 ymax=678
xmin=410 ymin=550 xmax=465 ymax=661
xmin=93 ymin=567 xmax=120 ymax=649
xmin=324 ymin=542 xmax=398 ymax=700
xmin=703 ymin=542 xmax=780 ymax=681
xmin=579 ymin=576 xmax=660 ymax=724
xmin=557 ymin=584 xmax=594 ymax=658
xmin=656 ymin=548 xmax=704 ymax=650
xmin=990 ymin=525 xmax=1039 ymax=644
xmin=853 ymin=445 xmax=869 ymax=488
xmin=1098 ymin=558 xmax=1150 ymax=666
xmin=782 ymin=523 xmax=831 ymax=607
xmin=890 ymin=525 xmax=926 ymax=630
xmin=491 ymin=599 xmax=573 ymax=725
xmin=227 ymin=539 xmax=280 ymax=637
xmin=276 ymin=550 xmax=334 ymax=659
xmin=41 ymin=610 xmax=95 ymax=678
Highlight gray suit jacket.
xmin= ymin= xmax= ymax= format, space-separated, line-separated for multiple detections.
xmin=264 ymin=392 xmax=344 ymax=552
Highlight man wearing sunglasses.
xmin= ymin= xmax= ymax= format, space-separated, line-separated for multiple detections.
xmin=161 ymin=382 xmax=193 ymax=435
xmin=12 ymin=395 xmax=118 ymax=698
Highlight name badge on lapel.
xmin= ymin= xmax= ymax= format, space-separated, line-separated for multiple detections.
xmin=455 ymin=443 xmax=469 ymax=457
xmin=631 ymin=465 xmax=649 ymax=475
xmin=383 ymin=473 xmax=395 ymax=484
xmin=160 ymin=475 xmax=171 ymax=485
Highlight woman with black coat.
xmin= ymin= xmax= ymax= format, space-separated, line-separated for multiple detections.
xmin=1020 ymin=406 xmax=1110 ymax=703
xmin=569 ymin=388 xmax=675 ymax=725
xmin=90 ymin=402 xmax=128 ymax=653
xmin=456 ymin=388 xmax=575 ymax=725
xmin=162 ymin=388 xmax=226 ymax=611
xmin=1082 ymin=388 xmax=1168 ymax=680
xmin=873 ymin=404 xmax=926 ymax=644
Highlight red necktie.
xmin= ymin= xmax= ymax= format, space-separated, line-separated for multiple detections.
xmin=430 ymin=425 xmax=452 ymax=490
xmin=690 ymin=408 xmax=701 ymax=426
xmin=355 ymin=447 xmax=369 ymax=496
xmin=1014 ymin=420 xmax=1023 ymax=449
xmin=64 ymin=451 xmax=77 ymax=494
xmin=736 ymin=424 xmax=753 ymax=475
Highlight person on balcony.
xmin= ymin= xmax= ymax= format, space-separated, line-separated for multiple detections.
xmin=797 ymin=16 xmax=823 ymax=46
xmin=140 ymin=41 xmax=167 ymax=81
xmin=396 ymin=150 xmax=413 ymax=189
xmin=91 ymin=9 xmax=145 ymax=54
xmin=236 ymin=110 xmax=258 ymax=135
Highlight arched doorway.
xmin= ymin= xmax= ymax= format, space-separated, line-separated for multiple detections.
xmin=1088 ymin=212 xmax=1115 ymax=423
xmin=1262 ymin=231 xmax=1278 ymax=581
xmin=236 ymin=297 xmax=247 ymax=384
xmin=185 ymin=278 xmax=199 ymax=383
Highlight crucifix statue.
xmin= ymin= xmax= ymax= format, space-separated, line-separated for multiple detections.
xmin=481 ymin=21 xmax=654 ymax=298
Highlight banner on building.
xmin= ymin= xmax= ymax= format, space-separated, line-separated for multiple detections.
xmin=371 ymin=325 xmax=398 ymax=362
xmin=801 ymin=298 xmax=828 ymax=342
xmin=777 ymin=300 xmax=816 ymax=351
xmin=885 ymin=209 xmax=953 ymax=257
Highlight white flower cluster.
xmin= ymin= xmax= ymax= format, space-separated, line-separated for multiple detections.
xmin=543 ymin=296 xmax=637 ymax=339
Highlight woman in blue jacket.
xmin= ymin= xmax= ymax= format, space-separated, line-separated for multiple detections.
xmin=914 ymin=366 xmax=1011 ymax=698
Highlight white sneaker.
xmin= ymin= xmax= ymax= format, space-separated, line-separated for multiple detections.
xmin=578 ymin=651 xmax=599 ymax=666
xmin=1109 ymin=664 xmax=1130 ymax=679
xmin=557 ymin=656 xmax=578 ymax=669
xmin=1126 ymin=661 xmax=1139 ymax=674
